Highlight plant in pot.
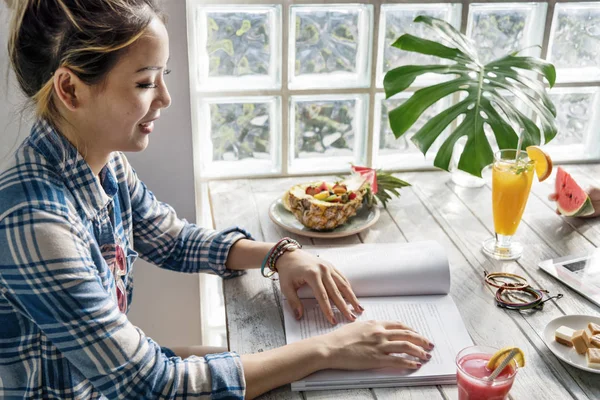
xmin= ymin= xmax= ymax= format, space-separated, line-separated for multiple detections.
xmin=383 ymin=16 xmax=558 ymax=186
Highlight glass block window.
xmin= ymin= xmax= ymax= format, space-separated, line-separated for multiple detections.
xmin=187 ymin=1 xmax=600 ymax=179
xmin=466 ymin=3 xmax=547 ymax=63
xmin=543 ymin=87 xmax=600 ymax=157
xmin=548 ymin=2 xmax=600 ymax=83
xmin=290 ymin=94 xmax=368 ymax=173
xmin=377 ymin=4 xmax=462 ymax=87
xmin=192 ymin=5 xmax=281 ymax=92
xmin=198 ymin=97 xmax=281 ymax=177
xmin=289 ymin=4 xmax=373 ymax=89
xmin=373 ymin=93 xmax=452 ymax=169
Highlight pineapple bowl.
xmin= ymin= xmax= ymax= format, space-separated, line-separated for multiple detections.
xmin=280 ymin=167 xmax=410 ymax=231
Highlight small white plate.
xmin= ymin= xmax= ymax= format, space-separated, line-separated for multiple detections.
xmin=268 ymin=198 xmax=380 ymax=239
xmin=542 ymin=314 xmax=600 ymax=374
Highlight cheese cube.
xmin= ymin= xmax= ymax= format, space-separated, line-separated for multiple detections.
xmin=554 ymin=325 xmax=575 ymax=347
xmin=572 ymin=330 xmax=588 ymax=355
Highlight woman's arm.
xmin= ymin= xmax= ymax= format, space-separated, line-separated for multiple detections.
xmin=225 ymin=239 xmax=271 ymax=270
xmin=121 ymin=154 xmax=251 ymax=277
xmin=240 ymin=337 xmax=329 ymax=399
xmin=227 ymin=239 xmax=363 ymax=324
xmin=0 ymin=208 xmax=246 ymax=399
xmin=241 ymin=320 xmax=435 ymax=399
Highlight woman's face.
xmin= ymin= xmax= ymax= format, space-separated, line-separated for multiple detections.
xmin=78 ymin=17 xmax=171 ymax=155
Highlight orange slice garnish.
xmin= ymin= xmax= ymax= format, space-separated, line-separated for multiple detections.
xmin=526 ymin=146 xmax=553 ymax=182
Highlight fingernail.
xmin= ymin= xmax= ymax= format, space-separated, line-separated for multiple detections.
xmin=415 ymin=363 xmax=422 ymax=368
xmin=429 ymin=342 xmax=435 ymax=350
xmin=294 ymin=309 xmax=301 ymax=320
xmin=426 ymin=353 xmax=432 ymax=360
xmin=350 ymin=312 xmax=357 ymax=320
xmin=330 ymin=315 xmax=338 ymax=325
xmin=358 ymin=304 xmax=365 ymax=312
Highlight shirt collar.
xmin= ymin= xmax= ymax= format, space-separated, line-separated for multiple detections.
xmin=28 ymin=119 xmax=119 ymax=220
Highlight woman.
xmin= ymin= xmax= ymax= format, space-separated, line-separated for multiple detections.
xmin=0 ymin=1 xmax=434 ymax=398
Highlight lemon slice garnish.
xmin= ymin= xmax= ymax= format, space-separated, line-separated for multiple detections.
xmin=526 ymin=146 xmax=553 ymax=182
xmin=487 ymin=346 xmax=526 ymax=370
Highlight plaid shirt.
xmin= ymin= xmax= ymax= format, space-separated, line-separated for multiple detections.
xmin=0 ymin=120 xmax=251 ymax=399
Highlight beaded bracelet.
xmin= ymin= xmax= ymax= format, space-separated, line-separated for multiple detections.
xmin=261 ymin=238 xmax=301 ymax=278
xmin=261 ymin=237 xmax=302 ymax=278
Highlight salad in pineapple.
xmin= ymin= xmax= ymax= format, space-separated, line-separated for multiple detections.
xmin=282 ymin=166 xmax=410 ymax=231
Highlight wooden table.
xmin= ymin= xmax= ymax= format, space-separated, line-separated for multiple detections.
xmin=209 ymin=164 xmax=600 ymax=400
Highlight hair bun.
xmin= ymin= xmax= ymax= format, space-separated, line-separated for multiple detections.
xmin=8 ymin=0 xmax=165 ymax=126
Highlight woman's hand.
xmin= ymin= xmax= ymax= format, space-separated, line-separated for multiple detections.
xmin=275 ymin=249 xmax=362 ymax=324
xmin=319 ymin=320 xmax=434 ymax=370
xmin=241 ymin=319 xmax=434 ymax=399
xmin=549 ymin=186 xmax=600 ymax=218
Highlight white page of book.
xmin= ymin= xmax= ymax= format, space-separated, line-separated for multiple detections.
xmin=293 ymin=241 xmax=450 ymax=299
xmin=284 ymin=295 xmax=473 ymax=390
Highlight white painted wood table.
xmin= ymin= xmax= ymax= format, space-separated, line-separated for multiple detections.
xmin=209 ymin=165 xmax=600 ymax=400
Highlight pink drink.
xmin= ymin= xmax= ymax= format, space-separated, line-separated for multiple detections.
xmin=456 ymin=347 xmax=518 ymax=400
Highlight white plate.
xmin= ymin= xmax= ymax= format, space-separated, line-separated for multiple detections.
xmin=542 ymin=314 xmax=600 ymax=374
xmin=268 ymin=198 xmax=380 ymax=239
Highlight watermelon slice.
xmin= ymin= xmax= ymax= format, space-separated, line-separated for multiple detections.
xmin=351 ymin=165 xmax=378 ymax=194
xmin=555 ymin=167 xmax=594 ymax=217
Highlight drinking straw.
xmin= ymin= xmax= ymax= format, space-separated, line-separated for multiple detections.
xmin=515 ymin=127 xmax=524 ymax=162
xmin=488 ymin=348 xmax=518 ymax=381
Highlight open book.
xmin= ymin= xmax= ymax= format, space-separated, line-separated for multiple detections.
xmin=282 ymin=241 xmax=473 ymax=391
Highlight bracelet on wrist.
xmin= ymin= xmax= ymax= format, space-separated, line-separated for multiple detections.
xmin=260 ymin=237 xmax=302 ymax=279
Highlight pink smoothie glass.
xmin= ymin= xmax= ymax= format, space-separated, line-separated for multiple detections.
xmin=456 ymin=345 xmax=518 ymax=400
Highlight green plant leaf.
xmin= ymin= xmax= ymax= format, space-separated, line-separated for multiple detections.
xmin=389 ymin=77 xmax=470 ymax=137
xmin=481 ymin=101 xmax=518 ymax=149
xmin=411 ymin=98 xmax=470 ymax=154
xmin=433 ymin=116 xmax=475 ymax=172
xmin=458 ymin=126 xmax=494 ymax=177
xmin=486 ymin=55 xmax=556 ymax=87
xmin=391 ymin=35 xmax=467 ymax=61
xmin=490 ymin=69 xmax=556 ymax=117
xmin=384 ymin=64 xmax=467 ymax=98
xmin=383 ymin=16 xmax=557 ymax=177
xmin=413 ymin=15 xmax=479 ymax=60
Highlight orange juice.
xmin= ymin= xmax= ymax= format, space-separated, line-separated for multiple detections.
xmin=492 ymin=160 xmax=534 ymax=236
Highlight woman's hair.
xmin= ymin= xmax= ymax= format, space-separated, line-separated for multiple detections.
xmin=8 ymin=0 xmax=165 ymax=128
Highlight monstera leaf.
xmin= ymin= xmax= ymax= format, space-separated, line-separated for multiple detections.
xmin=383 ymin=16 xmax=557 ymax=177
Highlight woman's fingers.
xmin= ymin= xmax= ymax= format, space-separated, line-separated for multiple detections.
xmin=380 ymin=321 xmax=416 ymax=332
xmin=306 ymin=276 xmax=337 ymax=325
xmin=387 ymin=329 xmax=434 ymax=351
xmin=382 ymin=341 xmax=431 ymax=361
xmin=548 ymin=193 xmax=562 ymax=214
xmin=323 ymin=272 xmax=355 ymax=322
xmin=331 ymin=271 xmax=363 ymax=314
xmin=280 ymin=282 xmax=304 ymax=320
xmin=333 ymin=266 xmax=351 ymax=285
xmin=384 ymin=355 xmax=423 ymax=370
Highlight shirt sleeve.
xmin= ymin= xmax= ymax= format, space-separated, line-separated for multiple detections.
xmin=0 ymin=208 xmax=246 ymax=399
xmin=121 ymin=154 xmax=253 ymax=277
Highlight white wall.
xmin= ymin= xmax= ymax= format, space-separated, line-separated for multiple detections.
xmin=0 ymin=1 xmax=203 ymax=348
xmin=0 ymin=6 xmax=29 ymax=163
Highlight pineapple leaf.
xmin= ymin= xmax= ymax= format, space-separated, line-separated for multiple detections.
xmin=374 ymin=171 xmax=411 ymax=209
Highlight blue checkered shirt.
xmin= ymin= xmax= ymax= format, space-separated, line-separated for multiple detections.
xmin=0 ymin=120 xmax=251 ymax=399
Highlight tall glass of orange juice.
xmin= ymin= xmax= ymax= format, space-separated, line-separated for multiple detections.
xmin=482 ymin=149 xmax=535 ymax=260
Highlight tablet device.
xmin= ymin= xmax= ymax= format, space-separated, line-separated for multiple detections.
xmin=538 ymin=248 xmax=600 ymax=308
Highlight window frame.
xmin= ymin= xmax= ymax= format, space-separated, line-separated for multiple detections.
xmin=186 ymin=0 xmax=600 ymax=182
